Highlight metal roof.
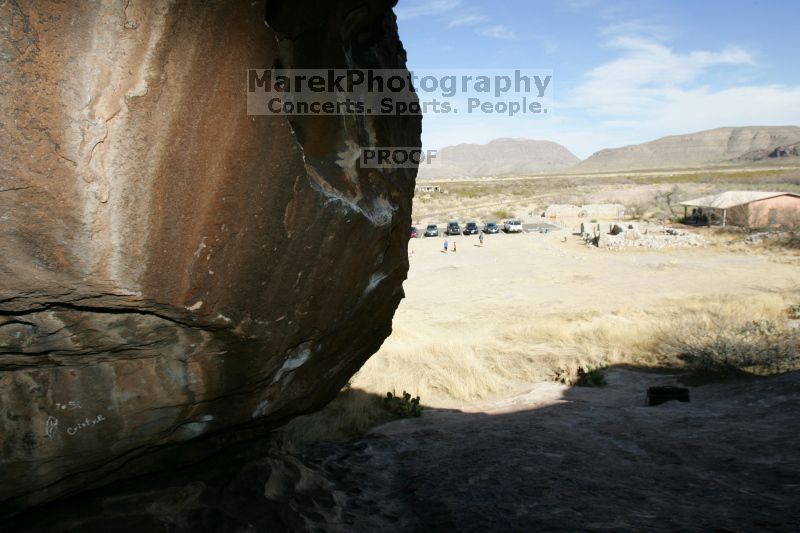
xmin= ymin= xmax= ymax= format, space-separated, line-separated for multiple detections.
xmin=679 ymin=191 xmax=798 ymax=210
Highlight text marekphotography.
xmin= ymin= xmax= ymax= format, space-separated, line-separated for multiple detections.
xmin=247 ymin=69 xmax=553 ymax=117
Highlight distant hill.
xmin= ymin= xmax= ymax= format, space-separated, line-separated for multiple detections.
xmin=737 ymin=141 xmax=800 ymax=162
xmin=576 ymin=126 xmax=800 ymax=173
xmin=418 ymin=138 xmax=579 ymax=179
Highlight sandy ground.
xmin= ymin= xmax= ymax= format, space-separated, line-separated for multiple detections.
xmin=402 ymin=229 xmax=798 ymax=316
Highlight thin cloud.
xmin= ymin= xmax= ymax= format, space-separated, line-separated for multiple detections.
xmin=569 ymin=36 xmax=756 ymax=114
xmin=411 ymin=11 xmax=799 ymax=158
xmin=395 ymin=0 xmax=462 ymax=21
xmin=448 ymin=14 xmax=487 ymax=28
xmin=555 ymin=33 xmax=800 ymax=150
xmin=479 ymin=25 xmax=518 ymax=41
xmin=600 ymin=20 xmax=672 ymax=41
xmin=602 ymin=85 xmax=800 ymax=133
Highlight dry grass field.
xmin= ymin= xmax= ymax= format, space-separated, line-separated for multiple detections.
xmin=282 ymin=204 xmax=800 ymax=443
xmin=355 ymin=231 xmax=800 ymax=401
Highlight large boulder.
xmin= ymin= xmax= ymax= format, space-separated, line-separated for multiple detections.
xmin=0 ymin=0 xmax=419 ymax=515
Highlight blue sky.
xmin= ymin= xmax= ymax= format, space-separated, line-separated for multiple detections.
xmin=395 ymin=0 xmax=800 ymax=158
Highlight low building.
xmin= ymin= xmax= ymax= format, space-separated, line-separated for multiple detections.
xmin=414 ymin=185 xmax=441 ymax=194
xmin=679 ymin=191 xmax=800 ymax=228
xmin=544 ymin=203 xmax=626 ymax=219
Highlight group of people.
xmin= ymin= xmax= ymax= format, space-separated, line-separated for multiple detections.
xmin=442 ymin=232 xmax=484 ymax=253
xmin=689 ymin=208 xmax=711 ymax=225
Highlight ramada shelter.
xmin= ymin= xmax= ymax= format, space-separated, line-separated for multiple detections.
xmin=679 ymin=191 xmax=800 ymax=228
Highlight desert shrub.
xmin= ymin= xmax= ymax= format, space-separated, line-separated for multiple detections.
xmin=383 ymin=390 xmax=422 ymax=418
xmin=738 ymin=230 xmax=800 ymax=251
xmin=576 ymin=365 xmax=607 ymax=387
xmin=279 ymin=386 xmax=422 ymax=446
xmin=788 ymin=304 xmax=800 ymax=320
xmin=660 ymin=317 xmax=800 ymax=378
xmin=278 ymin=388 xmax=391 ymax=445
xmin=552 ymin=364 xmax=607 ymax=387
xmin=780 ymin=231 xmax=800 ymax=249
xmin=493 ymin=209 xmax=510 ymax=219
xmin=714 ymin=226 xmax=747 ymax=236
xmin=625 ymin=202 xmax=650 ymax=220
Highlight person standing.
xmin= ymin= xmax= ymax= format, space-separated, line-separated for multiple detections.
xmin=479 ymin=231 xmax=484 ymax=246
xmin=452 ymin=241 xmax=457 ymax=252
xmin=443 ymin=239 xmax=448 ymax=252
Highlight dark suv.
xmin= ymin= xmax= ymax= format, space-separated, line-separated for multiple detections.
xmin=483 ymin=221 xmax=499 ymax=234
xmin=446 ymin=221 xmax=461 ymax=236
xmin=463 ymin=222 xmax=479 ymax=235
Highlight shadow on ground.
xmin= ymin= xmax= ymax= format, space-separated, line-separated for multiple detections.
xmin=5 ymin=366 xmax=800 ymax=532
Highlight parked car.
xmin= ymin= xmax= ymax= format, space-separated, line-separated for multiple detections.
xmin=504 ymin=219 xmax=524 ymax=233
xmin=483 ymin=221 xmax=500 ymax=234
xmin=410 ymin=226 xmax=418 ymax=238
xmin=463 ymin=222 xmax=479 ymax=235
xmin=446 ymin=221 xmax=461 ymax=236
xmin=424 ymin=224 xmax=439 ymax=237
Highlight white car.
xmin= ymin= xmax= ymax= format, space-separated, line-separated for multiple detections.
xmin=504 ymin=219 xmax=524 ymax=233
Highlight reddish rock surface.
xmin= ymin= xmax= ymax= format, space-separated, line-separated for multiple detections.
xmin=0 ymin=0 xmax=419 ymax=515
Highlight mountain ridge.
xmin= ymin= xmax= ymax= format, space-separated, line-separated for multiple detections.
xmin=576 ymin=126 xmax=800 ymax=173
xmin=419 ymin=126 xmax=800 ymax=180
xmin=418 ymin=138 xmax=579 ymax=179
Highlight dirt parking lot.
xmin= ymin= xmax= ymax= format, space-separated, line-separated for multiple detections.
xmin=404 ymin=228 xmax=797 ymax=320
